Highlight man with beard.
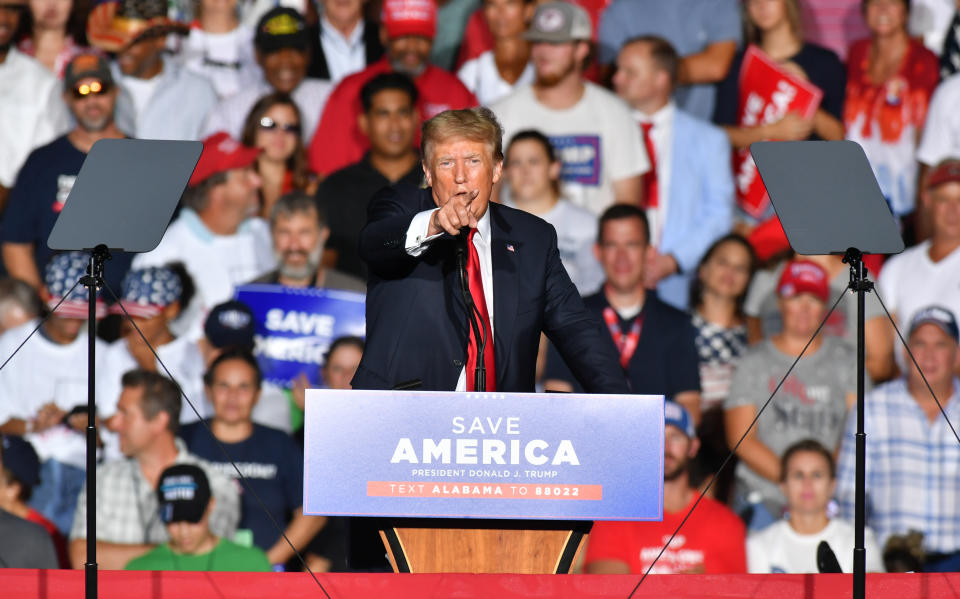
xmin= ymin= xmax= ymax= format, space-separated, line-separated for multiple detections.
xmin=0 ymin=0 xmax=70 ymax=210
xmin=491 ymin=1 xmax=647 ymax=215
xmin=1 ymin=53 xmax=130 ymax=294
xmin=251 ymin=191 xmax=365 ymax=291
xmin=306 ymin=0 xmax=477 ymax=176
xmin=584 ymin=401 xmax=746 ymax=574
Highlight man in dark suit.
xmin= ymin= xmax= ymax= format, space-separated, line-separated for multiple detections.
xmin=353 ymin=107 xmax=627 ymax=393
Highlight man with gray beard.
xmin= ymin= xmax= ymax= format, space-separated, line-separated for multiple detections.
xmin=1 ymin=53 xmax=131 ymax=294
xmin=252 ymin=191 xmax=365 ymax=291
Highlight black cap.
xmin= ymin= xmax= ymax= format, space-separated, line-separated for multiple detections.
xmin=254 ymin=7 xmax=309 ymax=54
xmin=204 ymin=300 xmax=255 ymax=350
xmin=0 ymin=435 xmax=41 ymax=488
xmin=157 ymin=464 xmax=212 ymax=524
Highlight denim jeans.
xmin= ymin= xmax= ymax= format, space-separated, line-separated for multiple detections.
xmin=29 ymin=459 xmax=85 ymax=534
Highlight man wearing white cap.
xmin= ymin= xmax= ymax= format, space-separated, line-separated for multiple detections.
xmin=491 ymin=1 xmax=648 ymax=216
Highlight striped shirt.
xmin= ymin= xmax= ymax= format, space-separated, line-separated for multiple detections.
xmin=835 ymin=378 xmax=960 ymax=553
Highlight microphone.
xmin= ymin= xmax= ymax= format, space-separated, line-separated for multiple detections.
xmin=816 ymin=540 xmax=843 ymax=573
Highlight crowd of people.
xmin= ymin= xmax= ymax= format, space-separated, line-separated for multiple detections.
xmin=1 ymin=0 xmax=960 ymax=577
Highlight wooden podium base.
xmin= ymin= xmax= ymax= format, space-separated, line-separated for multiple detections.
xmin=378 ymin=519 xmax=592 ymax=573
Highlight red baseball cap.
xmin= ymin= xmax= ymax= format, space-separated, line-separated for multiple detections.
xmin=777 ymin=259 xmax=829 ymax=303
xmin=926 ymin=159 xmax=960 ymax=190
xmin=189 ymin=132 xmax=260 ymax=187
xmin=381 ymin=0 xmax=436 ymax=40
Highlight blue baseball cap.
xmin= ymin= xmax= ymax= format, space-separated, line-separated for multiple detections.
xmin=1 ymin=435 xmax=41 ymax=488
xmin=908 ymin=305 xmax=959 ymax=343
xmin=664 ymin=400 xmax=695 ymax=438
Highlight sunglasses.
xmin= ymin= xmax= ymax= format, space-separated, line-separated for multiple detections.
xmin=259 ymin=116 xmax=301 ymax=135
xmin=72 ymin=81 xmax=112 ymax=99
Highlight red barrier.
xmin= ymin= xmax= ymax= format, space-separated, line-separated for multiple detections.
xmin=3 ymin=569 xmax=960 ymax=599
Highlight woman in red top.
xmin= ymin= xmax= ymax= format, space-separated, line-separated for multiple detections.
xmin=844 ymin=0 xmax=939 ymax=221
xmin=241 ymin=93 xmax=316 ymax=219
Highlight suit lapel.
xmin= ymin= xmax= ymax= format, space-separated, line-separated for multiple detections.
xmin=490 ymin=205 xmax=519 ymax=385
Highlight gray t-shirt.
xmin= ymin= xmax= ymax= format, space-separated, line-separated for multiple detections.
xmin=0 ymin=508 xmax=58 ymax=569
xmin=725 ymin=336 xmax=861 ymax=515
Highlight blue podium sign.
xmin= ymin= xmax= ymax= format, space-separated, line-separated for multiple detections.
xmin=303 ymin=390 xmax=663 ymax=521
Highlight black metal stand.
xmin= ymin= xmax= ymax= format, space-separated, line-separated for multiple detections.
xmin=81 ymin=244 xmax=109 ymax=599
xmin=843 ymin=247 xmax=871 ymax=599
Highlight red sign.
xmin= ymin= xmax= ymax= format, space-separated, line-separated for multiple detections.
xmin=734 ymin=45 xmax=823 ymax=220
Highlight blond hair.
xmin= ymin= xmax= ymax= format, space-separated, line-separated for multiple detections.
xmin=422 ymin=107 xmax=504 ymax=166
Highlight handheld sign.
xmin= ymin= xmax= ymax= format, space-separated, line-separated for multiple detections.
xmin=303 ymin=390 xmax=663 ymax=521
xmin=234 ymin=284 xmax=365 ymax=387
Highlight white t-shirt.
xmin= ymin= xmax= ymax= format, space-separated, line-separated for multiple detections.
xmin=747 ymin=518 xmax=884 ymax=573
xmin=916 ymin=73 xmax=960 ymax=167
xmin=457 ymin=51 xmax=535 ymax=107
xmin=492 ymin=82 xmax=649 ymax=216
xmin=908 ymin=0 xmax=956 ymax=54
xmin=504 ymin=198 xmax=603 ymax=295
xmin=0 ymin=320 xmax=104 ymax=467
xmin=249 ymin=381 xmax=291 ymax=433
xmin=119 ymin=73 xmax=163 ymax=120
xmin=0 ymin=48 xmax=71 ymax=187
xmin=177 ymin=25 xmax=259 ymax=100
xmin=132 ymin=210 xmax=275 ymax=340
xmin=878 ymin=240 xmax=960 ymax=369
xmin=96 ymin=335 xmax=207 ymax=423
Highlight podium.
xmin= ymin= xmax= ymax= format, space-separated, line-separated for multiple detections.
xmin=302 ymin=390 xmax=664 ymax=574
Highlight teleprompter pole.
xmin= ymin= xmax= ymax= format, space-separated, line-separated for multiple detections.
xmin=843 ymin=247 xmax=871 ymax=599
xmin=82 ymin=244 xmax=109 ymax=599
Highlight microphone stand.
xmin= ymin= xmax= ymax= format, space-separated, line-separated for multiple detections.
xmin=456 ymin=229 xmax=488 ymax=391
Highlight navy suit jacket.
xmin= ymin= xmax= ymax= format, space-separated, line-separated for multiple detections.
xmin=352 ymin=183 xmax=629 ymax=394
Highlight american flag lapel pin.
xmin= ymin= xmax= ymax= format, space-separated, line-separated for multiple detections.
xmin=506 ymin=243 xmax=515 ymax=253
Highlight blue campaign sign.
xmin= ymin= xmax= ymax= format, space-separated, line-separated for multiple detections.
xmin=233 ymin=284 xmax=366 ymax=387
xmin=303 ymin=390 xmax=664 ymax=521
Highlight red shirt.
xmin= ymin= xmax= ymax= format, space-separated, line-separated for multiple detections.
xmin=585 ymin=495 xmax=747 ymax=574
xmin=306 ymin=59 xmax=477 ymax=176
xmin=26 ymin=508 xmax=70 ymax=568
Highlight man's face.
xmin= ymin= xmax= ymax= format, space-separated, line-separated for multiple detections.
xmin=258 ymin=47 xmax=308 ymax=94
xmin=44 ymin=314 xmax=85 ymax=344
xmin=323 ymin=0 xmax=362 ymax=25
xmin=67 ymin=77 xmax=116 ymax=132
xmin=166 ymin=505 xmax=213 ymax=554
xmin=906 ymin=323 xmax=960 ymax=390
xmin=322 ymin=344 xmax=363 ymax=390
xmin=663 ymin=425 xmax=697 ymax=481
xmin=780 ymin=450 xmax=834 ymax=517
xmin=0 ymin=2 xmax=24 ymax=49
xmin=111 ymin=386 xmax=165 ymax=457
xmin=210 ymin=166 xmax=261 ymax=220
xmin=778 ymin=293 xmax=826 ymax=340
xmin=423 ymin=138 xmax=502 ymax=221
xmin=483 ymin=0 xmax=528 ymax=39
xmin=207 ymin=358 xmax=259 ymax=426
xmin=930 ymin=182 xmax=960 ymax=242
xmin=595 ymin=217 xmax=647 ymax=294
xmin=531 ymin=41 xmax=583 ymax=87
xmin=613 ymin=42 xmax=662 ymax=109
xmin=272 ymin=211 xmax=324 ymax=281
xmin=361 ymin=89 xmax=417 ymax=159
xmin=117 ymin=35 xmax=166 ymax=78
xmin=387 ymin=35 xmax=431 ymax=76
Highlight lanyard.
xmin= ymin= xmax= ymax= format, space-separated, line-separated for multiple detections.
xmin=602 ymin=306 xmax=643 ymax=368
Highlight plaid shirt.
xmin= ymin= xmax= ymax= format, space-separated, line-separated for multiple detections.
xmin=70 ymin=440 xmax=239 ymax=544
xmin=836 ymin=378 xmax=960 ymax=553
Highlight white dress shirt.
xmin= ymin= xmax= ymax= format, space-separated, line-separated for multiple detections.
xmin=319 ymin=16 xmax=366 ymax=83
xmin=406 ymin=206 xmax=495 ymax=391
xmin=634 ymin=101 xmax=675 ymax=248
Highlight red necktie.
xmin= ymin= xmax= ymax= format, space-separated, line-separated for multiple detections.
xmin=465 ymin=228 xmax=496 ymax=391
xmin=640 ymin=121 xmax=659 ymax=208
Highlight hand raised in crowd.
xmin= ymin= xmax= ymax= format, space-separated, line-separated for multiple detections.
xmin=643 ymin=246 xmax=679 ymax=289
xmin=429 ymin=189 xmax=481 ymax=236
xmin=768 ymin=112 xmax=814 ymax=141
xmin=33 ymin=402 xmax=66 ymax=433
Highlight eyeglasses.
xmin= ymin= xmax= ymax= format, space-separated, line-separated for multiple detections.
xmin=72 ymin=81 xmax=112 ymax=100
xmin=259 ymin=116 xmax=301 ymax=135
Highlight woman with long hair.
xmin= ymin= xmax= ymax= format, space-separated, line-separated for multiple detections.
xmin=17 ymin=0 xmax=86 ymax=77
xmin=241 ymin=92 xmax=315 ymax=219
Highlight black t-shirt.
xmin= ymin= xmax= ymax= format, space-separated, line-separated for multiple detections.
xmin=1 ymin=135 xmax=133 ymax=292
xmin=713 ymin=42 xmax=846 ymax=137
xmin=316 ymin=154 xmax=422 ymax=279
xmin=544 ymin=290 xmax=700 ymax=397
xmin=180 ymin=421 xmax=303 ymax=552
